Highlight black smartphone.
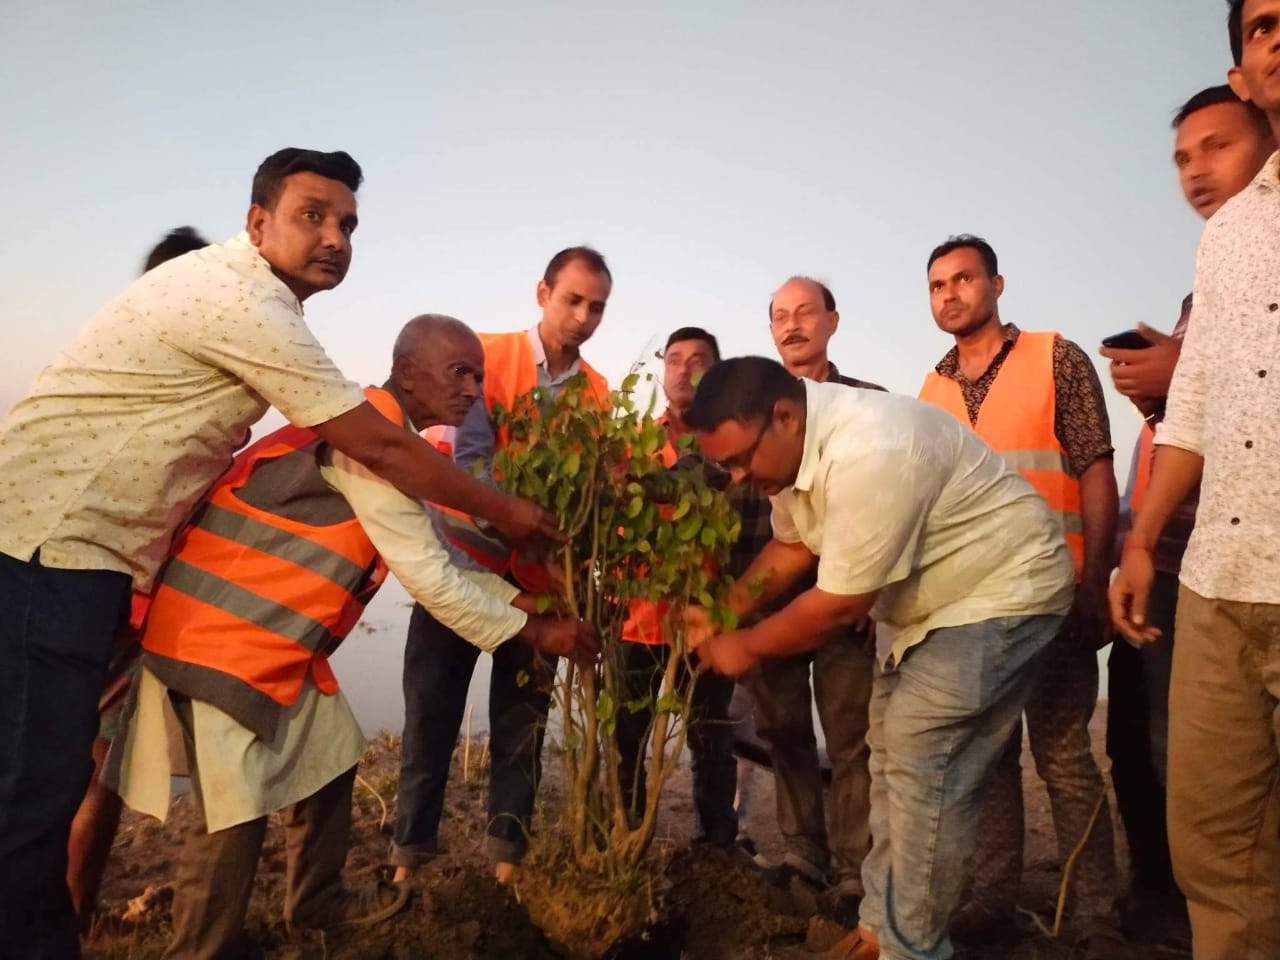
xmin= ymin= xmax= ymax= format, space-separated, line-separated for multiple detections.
xmin=1101 ymin=329 xmax=1153 ymax=350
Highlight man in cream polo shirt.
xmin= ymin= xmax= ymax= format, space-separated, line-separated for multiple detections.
xmin=686 ymin=356 xmax=1073 ymax=960
xmin=0 ymin=148 xmax=558 ymax=959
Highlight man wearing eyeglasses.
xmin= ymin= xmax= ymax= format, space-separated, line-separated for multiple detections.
xmin=746 ymin=276 xmax=882 ymax=925
xmin=685 ymin=356 xmax=1074 ymax=960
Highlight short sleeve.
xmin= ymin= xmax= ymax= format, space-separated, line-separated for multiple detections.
xmin=768 ymin=493 xmax=803 ymax=544
xmin=814 ymin=449 xmax=940 ymax=596
xmin=166 ymin=293 xmax=365 ymax=428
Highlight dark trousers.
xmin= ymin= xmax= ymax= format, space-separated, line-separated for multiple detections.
xmin=1106 ymin=570 xmax=1179 ymax=899
xmin=746 ymin=628 xmax=874 ymax=891
xmin=0 ymin=551 xmax=130 ymax=960
xmin=165 ymin=693 xmax=355 ymax=960
xmin=614 ymin=641 xmax=738 ymax=845
xmin=392 ymin=603 xmax=555 ymax=865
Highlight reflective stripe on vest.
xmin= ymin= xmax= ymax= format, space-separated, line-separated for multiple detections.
xmin=141 ymin=386 xmax=397 ymax=705
xmin=919 ymin=331 xmax=1084 ymax=578
xmin=436 ymin=331 xmax=610 ymax=585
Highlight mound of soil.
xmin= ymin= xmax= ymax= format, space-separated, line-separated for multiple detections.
xmin=84 ymin=715 xmax=1186 ymax=959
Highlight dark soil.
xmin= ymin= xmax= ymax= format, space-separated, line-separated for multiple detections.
xmin=84 ymin=715 xmax=1190 ymax=960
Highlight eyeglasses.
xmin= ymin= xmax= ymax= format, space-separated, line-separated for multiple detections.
xmin=714 ymin=414 xmax=771 ymax=474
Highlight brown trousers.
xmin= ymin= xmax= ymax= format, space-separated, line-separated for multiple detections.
xmin=1169 ymin=586 xmax=1280 ymax=960
xmin=164 ymin=696 xmax=355 ymax=960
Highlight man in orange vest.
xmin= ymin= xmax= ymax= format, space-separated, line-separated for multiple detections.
xmin=615 ymin=326 xmax=744 ymax=848
xmin=391 ymin=247 xmax=611 ymax=883
xmin=1098 ymin=86 xmax=1273 ymax=943
xmin=107 ymin=315 xmax=598 ymax=960
xmin=918 ymin=236 xmax=1124 ymax=956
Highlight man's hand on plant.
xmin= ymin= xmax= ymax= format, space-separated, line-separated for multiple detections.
xmin=521 ymin=614 xmax=599 ymax=666
xmin=695 ymin=630 xmax=760 ymax=678
xmin=490 ymin=495 xmax=567 ymax=548
xmin=681 ymin=605 xmax=717 ymax=650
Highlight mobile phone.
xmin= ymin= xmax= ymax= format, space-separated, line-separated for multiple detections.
xmin=1101 ymin=329 xmax=1153 ymax=350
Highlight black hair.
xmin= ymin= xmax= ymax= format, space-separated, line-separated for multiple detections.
xmin=664 ymin=326 xmax=721 ymax=360
xmin=1174 ymin=83 xmax=1271 ymax=135
xmin=1229 ymin=0 xmax=1245 ymax=65
xmin=251 ymin=148 xmax=363 ymax=209
xmin=686 ymin=356 xmax=804 ymax=431
xmin=927 ymin=234 xmax=999 ymax=278
xmin=142 ymin=226 xmax=209 ymax=274
xmin=543 ymin=246 xmax=612 ymax=287
xmin=768 ymin=276 xmax=835 ymax=321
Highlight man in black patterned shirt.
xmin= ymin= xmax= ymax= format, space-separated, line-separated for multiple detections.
xmin=920 ymin=235 xmax=1124 ymax=958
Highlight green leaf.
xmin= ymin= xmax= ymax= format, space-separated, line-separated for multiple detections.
xmin=535 ymin=595 xmax=552 ymax=614
xmin=561 ymin=450 xmax=581 ymax=477
xmin=515 ymin=669 xmax=531 ymax=688
xmin=676 ymin=513 xmax=703 ymax=541
xmin=626 ymin=496 xmax=644 ymax=519
xmin=700 ymin=526 xmax=717 ymax=548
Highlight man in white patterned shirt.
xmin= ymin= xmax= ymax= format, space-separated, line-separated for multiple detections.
xmin=0 ymin=149 xmax=559 ymax=959
xmin=1110 ymin=2 xmax=1280 ymax=955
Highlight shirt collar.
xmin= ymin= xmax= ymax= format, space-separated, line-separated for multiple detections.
xmin=226 ymin=231 xmax=302 ymax=311
xmin=1252 ymin=150 xmax=1280 ymax=194
xmin=525 ymin=324 xmax=582 ymax=377
xmin=933 ymin=322 xmax=1021 ymax=378
xmin=791 ymin=379 xmax=827 ymax=494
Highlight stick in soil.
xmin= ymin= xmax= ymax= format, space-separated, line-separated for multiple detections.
xmin=355 ymin=773 xmax=389 ymax=832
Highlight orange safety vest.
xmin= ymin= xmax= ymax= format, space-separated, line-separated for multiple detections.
xmin=622 ymin=414 xmax=694 ymax=645
xmin=919 ymin=331 xmax=1084 ymax=579
xmin=1128 ymin=424 xmax=1156 ymax=514
xmin=141 ymin=387 xmax=399 ymax=706
xmin=435 ymin=331 xmax=609 ymax=590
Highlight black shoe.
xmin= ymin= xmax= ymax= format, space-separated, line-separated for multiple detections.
xmin=817 ymin=889 xmax=862 ymax=929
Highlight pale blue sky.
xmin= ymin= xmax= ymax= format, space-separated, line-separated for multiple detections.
xmin=0 ymin=1 xmax=1238 ymax=728
xmin=2 ymin=1 xmax=1234 ymax=459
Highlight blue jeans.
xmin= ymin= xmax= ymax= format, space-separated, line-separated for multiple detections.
xmin=391 ymin=602 xmax=556 ymax=865
xmin=0 ymin=551 xmax=130 ymax=959
xmin=858 ymin=614 xmax=1062 ymax=960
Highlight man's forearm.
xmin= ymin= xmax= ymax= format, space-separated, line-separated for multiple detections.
xmin=314 ymin=403 xmax=515 ymax=524
xmin=1079 ymin=457 xmax=1118 ymax=587
xmin=1128 ymin=445 xmax=1204 ymax=548
xmin=726 ymin=538 xmax=817 ymax=621
xmin=743 ymin=587 xmax=875 ymax=658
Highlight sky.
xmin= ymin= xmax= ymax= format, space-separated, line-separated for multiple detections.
xmin=0 ymin=1 xmax=1239 ymax=728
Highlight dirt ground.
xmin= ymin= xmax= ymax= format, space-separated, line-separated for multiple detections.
xmin=84 ymin=709 xmax=1190 ymax=960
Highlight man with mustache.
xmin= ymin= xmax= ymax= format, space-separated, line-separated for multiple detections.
xmin=392 ymin=248 xmax=611 ymax=884
xmin=1099 ymin=84 xmax=1273 ymax=944
xmin=108 ymin=314 xmax=597 ymax=959
xmin=1111 ymin=2 xmax=1280 ymax=953
xmin=919 ymin=236 xmax=1124 ymax=956
xmin=0 ymin=148 xmax=560 ymax=960
xmin=746 ymin=276 xmax=881 ymax=924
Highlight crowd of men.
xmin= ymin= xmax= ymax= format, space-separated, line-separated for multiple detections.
xmin=1 ymin=3 xmax=1278 ymax=959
